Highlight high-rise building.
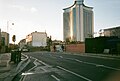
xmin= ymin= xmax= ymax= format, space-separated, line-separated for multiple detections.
xmin=63 ymin=0 xmax=94 ymax=42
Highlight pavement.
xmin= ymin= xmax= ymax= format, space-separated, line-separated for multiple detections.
xmin=0 ymin=53 xmax=30 ymax=81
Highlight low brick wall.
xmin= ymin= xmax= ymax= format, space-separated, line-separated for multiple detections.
xmin=65 ymin=43 xmax=85 ymax=53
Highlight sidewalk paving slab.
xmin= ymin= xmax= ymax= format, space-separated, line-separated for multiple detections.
xmin=0 ymin=53 xmax=30 ymax=81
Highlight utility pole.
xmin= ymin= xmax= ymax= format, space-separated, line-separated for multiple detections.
xmin=7 ymin=21 xmax=14 ymax=33
xmin=7 ymin=21 xmax=9 ymax=33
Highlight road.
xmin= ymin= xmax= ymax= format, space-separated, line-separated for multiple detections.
xmin=19 ymin=52 xmax=120 ymax=81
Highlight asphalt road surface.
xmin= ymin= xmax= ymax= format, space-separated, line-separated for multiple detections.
xmin=19 ymin=52 xmax=120 ymax=81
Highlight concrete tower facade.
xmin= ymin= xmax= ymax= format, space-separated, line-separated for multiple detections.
xmin=63 ymin=0 xmax=94 ymax=42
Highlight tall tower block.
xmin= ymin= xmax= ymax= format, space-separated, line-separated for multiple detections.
xmin=63 ymin=0 xmax=94 ymax=42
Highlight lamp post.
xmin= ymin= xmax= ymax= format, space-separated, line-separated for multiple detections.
xmin=7 ymin=21 xmax=14 ymax=33
xmin=7 ymin=21 xmax=15 ymax=50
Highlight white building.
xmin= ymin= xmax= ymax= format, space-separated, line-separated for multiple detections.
xmin=63 ymin=0 xmax=94 ymax=42
xmin=26 ymin=31 xmax=47 ymax=47
xmin=104 ymin=26 xmax=120 ymax=38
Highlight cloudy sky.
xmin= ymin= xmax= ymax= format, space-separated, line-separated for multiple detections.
xmin=0 ymin=0 xmax=120 ymax=43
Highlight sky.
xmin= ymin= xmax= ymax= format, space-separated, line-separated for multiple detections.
xmin=0 ymin=0 xmax=120 ymax=43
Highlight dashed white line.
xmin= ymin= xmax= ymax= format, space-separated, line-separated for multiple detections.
xmin=57 ymin=66 xmax=92 ymax=81
xmin=60 ymin=56 xmax=63 ymax=58
xmin=75 ymin=59 xmax=120 ymax=71
xmin=102 ymin=65 xmax=120 ymax=71
xmin=65 ymin=57 xmax=120 ymax=71
xmin=75 ymin=59 xmax=83 ymax=63
xmin=51 ymin=75 xmax=60 ymax=81
xmin=96 ymin=65 xmax=104 ymax=67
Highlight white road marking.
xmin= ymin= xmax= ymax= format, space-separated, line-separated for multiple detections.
xmin=21 ymin=57 xmax=37 ymax=81
xmin=64 ymin=52 xmax=120 ymax=61
xmin=22 ymin=72 xmax=34 ymax=75
xmin=22 ymin=56 xmax=50 ymax=81
xmin=57 ymin=66 xmax=92 ymax=81
xmin=75 ymin=59 xmax=83 ymax=63
xmin=51 ymin=55 xmax=120 ymax=71
xmin=63 ymin=57 xmax=120 ymax=71
xmin=60 ymin=56 xmax=63 ymax=58
xmin=33 ymin=59 xmax=38 ymax=66
xmin=79 ymin=54 xmax=120 ymax=60
xmin=22 ymin=54 xmax=120 ymax=81
xmin=51 ymin=75 xmax=61 ymax=81
xmin=75 ymin=59 xmax=120 ymax=71
xmin=36 ymin=59 xmax=51 ymax=67
xmin=28 ymin=59 xmax=38 ymax=71
xmin=66 ymin=58 xmax=74 ymax=60
xmin=29 ymin=56 xmax=52 ymax=73
xmin=96 ymin=65 xmax=104 ymax=67
xmin=83 ymin=61 xmax=99 ymax=66
xmin=20 ymin=75 xmax=27 ymax=81
xmin=102 ymin=65 xmax=120 ymax=71
xmin=31 ymin=56 xmax=51 ymax=67
xmin=40 ymin=67 xmax=48 ymax=72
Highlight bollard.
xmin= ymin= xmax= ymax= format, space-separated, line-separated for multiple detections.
xmin=11 ymin=50 xmax=16 ymax=63
xmin=16 ymin=50 xmax=21 ymax=63
xmin=11 ymin=49 xmax=21 ymax=63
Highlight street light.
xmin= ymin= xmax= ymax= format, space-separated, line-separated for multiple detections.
xmin=7 ymin=21 xmax=14 ymax=33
